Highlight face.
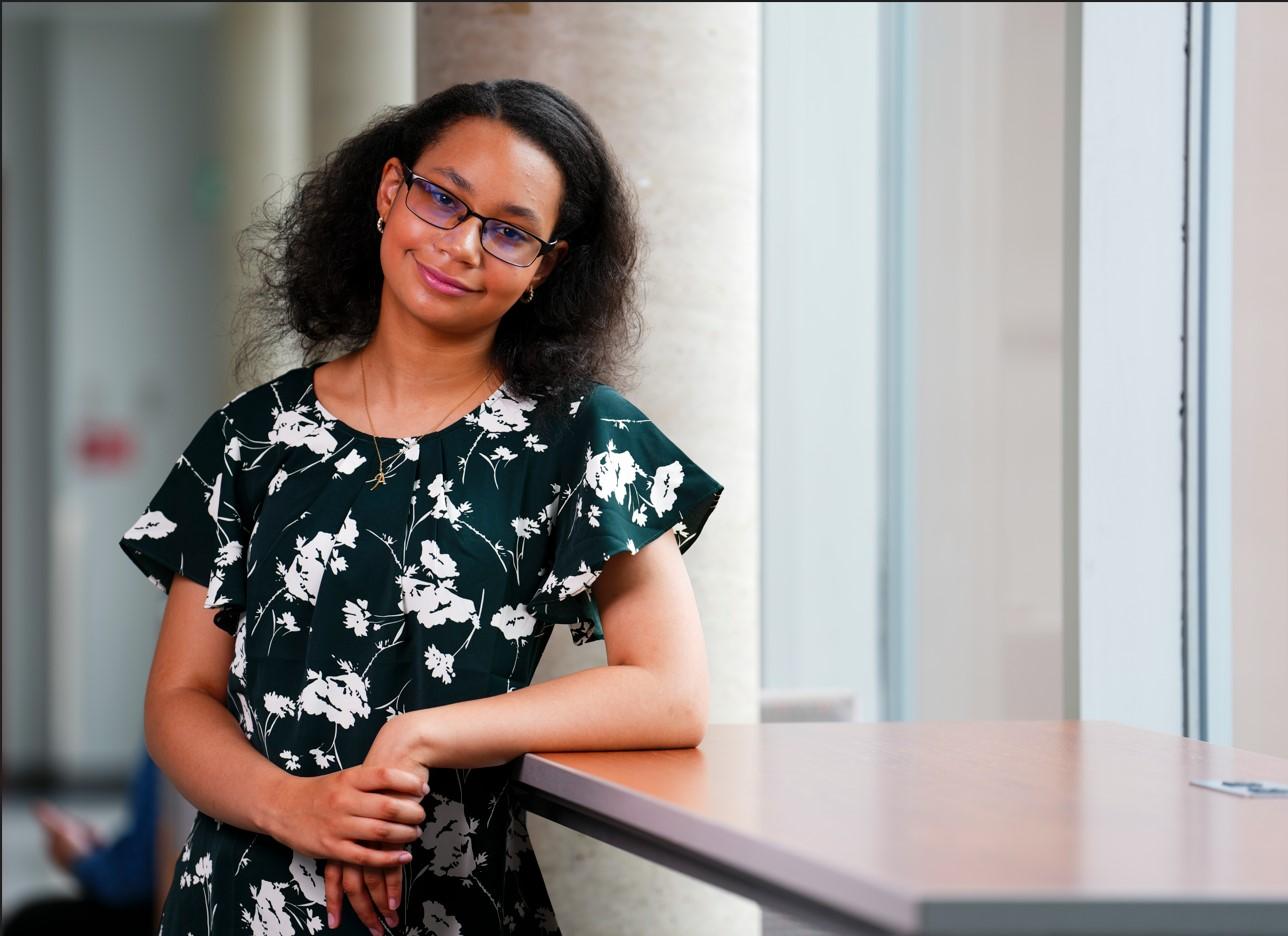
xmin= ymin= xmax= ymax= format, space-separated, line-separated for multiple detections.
xmin=374 ymin=116 xmax=569 ymax=336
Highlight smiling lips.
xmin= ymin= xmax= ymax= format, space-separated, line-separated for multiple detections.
xmin=416 ymin=260 xmax=479 ymax=296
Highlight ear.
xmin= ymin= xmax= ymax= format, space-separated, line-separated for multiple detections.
xmin=375 ymin=157 xmax=405 ymax=222
xmin=529 ymin=240 xmax=570 ymax=289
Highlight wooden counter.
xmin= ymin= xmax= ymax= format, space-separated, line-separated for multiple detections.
xmin=513 ymin=720 xmax=1288 ymax=934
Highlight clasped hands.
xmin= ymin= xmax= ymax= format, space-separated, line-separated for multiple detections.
xmin=269 ymin=712 xmax=431 ymax=933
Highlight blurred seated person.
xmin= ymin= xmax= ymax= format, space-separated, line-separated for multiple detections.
xmin=2 ymin=748 xmax=158 ymax=935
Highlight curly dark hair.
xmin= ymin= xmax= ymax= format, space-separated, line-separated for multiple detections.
xmin=231 ymin=79 xmax=646 ymax=428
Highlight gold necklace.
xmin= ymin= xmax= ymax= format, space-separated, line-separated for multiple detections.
xmin=359 ymin=349 xmax=496 ymax=490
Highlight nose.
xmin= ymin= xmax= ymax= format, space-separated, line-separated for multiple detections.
xmin=435 ymin=214 xmax=485 ymax=265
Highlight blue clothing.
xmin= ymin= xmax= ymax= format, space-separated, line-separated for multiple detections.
xmin=69 ymin=749 xmax=158 ymax=906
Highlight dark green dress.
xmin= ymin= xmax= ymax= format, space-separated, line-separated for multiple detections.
xmin=119 ymin=361 xmax=723 ymax=936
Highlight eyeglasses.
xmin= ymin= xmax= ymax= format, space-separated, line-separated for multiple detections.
xmin=397 ymin=161 xmax=561 ymax=268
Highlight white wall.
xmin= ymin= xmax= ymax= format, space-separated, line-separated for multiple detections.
xmin=1231 ymin=0 xmax=1288 ymax=759
xmin=761 ymin=2 xmax=882 ymax=721
xmin=911 ymin=2 xmax=1067 ymax=721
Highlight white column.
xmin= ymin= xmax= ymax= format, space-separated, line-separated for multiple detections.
xmin=308 ymin=2 xmax=414 ymax=159
xmin=417 ymin=4 xmax=760 ymax=933
xmin=1062 ymin=2 xmax=1189 ymax=733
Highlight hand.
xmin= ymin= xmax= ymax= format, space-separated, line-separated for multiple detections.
xmin=324 ymin=843 xmax=410 ymax=933
xmin=325 ymin=714 xmax=433 ymax=931
xmin=34 ymin=800 xmax=104 ymax=871
xmin=267 ymin=765 xmax=428 ymax=868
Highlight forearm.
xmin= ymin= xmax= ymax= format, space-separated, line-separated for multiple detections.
xmin=144 ymin=687 xmax=287 ymax=835
xmin=407 ymin=663 xmax=706 ymax=769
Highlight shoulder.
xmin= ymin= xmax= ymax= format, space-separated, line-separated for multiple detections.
xmin=211 ymin=364 xmax=313 ymax=432
xmin=568 ymin=382 xmax=646 ymax=425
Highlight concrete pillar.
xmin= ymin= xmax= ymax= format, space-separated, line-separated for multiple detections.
xmin=216 ymin=1 xmax=309 ymax=397
xmin=415 ymin=3 xmax=761 ymax=933
xmin=308 ymin=2 xmax=415 ymax=159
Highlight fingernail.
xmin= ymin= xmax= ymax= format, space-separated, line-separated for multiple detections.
xmin=399 ymin=851 xmax=413 ymax=863
xmin=385 ymin=914 xmax=398 ymax=927
xmin=327 ymin=911 xmax=336 ymax=929
xmin=422 ymin=781 xmax=430 ymax=795
xmin=389 ymin=895 xmax=399 ymax=911
xmin=370 ymin=927 xmax=381 ymax=936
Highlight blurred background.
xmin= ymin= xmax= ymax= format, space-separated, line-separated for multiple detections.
xmin=2 ymin=2 xmax=1284 ymax=934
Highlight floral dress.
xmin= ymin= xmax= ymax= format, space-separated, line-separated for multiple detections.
xmin=118 ymin=361 xmax=724 ymax=936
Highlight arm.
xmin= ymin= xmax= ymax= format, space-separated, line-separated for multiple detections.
xmin=330 ymin=529 xmax=710 ymax=931
xmin=143 ymin=574 xmax=288 ymax=836
xmin=376 ymin=529 xmax=709 ymax=771
xmin=144 ymin=573 xmax=427 ymax=866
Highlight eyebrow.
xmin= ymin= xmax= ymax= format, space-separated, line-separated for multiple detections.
xmin=429 ymin=166 xmax=543 ymax=228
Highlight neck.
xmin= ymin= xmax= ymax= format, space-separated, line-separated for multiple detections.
xmin=360 ymin=300 xmax=503 ymax=409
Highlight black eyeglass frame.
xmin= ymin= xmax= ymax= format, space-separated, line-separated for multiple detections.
xmin=396 ymin=160 xmax=562 ymax=268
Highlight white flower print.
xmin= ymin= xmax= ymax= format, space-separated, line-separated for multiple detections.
xmin=626 ymin=539 xmax=638 ymax=555
xmin=207 ymin=473 xmax=223 ymax=522
xmin=422 ymin=900 xmax=463 ymax=936
xmin=489 ymin=604 xmax=536 ymax=641
xmin=298 ymin=664 xmax=370 ymax=729
xmin=216 ymin=540 xmax=243 ymax=567
xmin=121 ymin=509 xmax=176 ymax=541
xmin=279 ymin=750 xmax=301 ymax=771
xmin=267 ymin=468 xmax=287 ymax=496
xmin=420 ymin=793 xmax=479 ymax=878
xmin=226 ymin=436 xmax=242 ymax=461
xmin=426 ymin=474 xmax=469 ymax=528
xmin=309 ymin=747 xmax=334 ymax=769
xmin=268 ymin=406 xmax=337 ymax=456
xmin=523 ymin=433 xmax=547 ymax=452
xmin=420 ymin=539 xmax=459 ymax=580
xmin=342 ymin=598 xmax=371 ymax=637
xmin=306 ymin=913 xmax=323 ymax=934
xmin=332 ymin=449 xmax=366 ymax=476
xmin=472 ymin=388 xmax=536 ymax=435
xmin=231 ymin=617 xmax=248 ymax=682
xmin=236 ymin=692 xmax=255 ymax=739
xmin=649 ymin=461 xmax=685 ymax=516
xmin=400 ymin=540 xmax=476 ymax=630
xmin=194 ymin=854 xmax=213 ymax=882
xmin=424 ymin=645 xmax=456 ymax=684
xmin=289 ymin=851 xmax=326 ymax=905
xmin=511 ymin=517 xmax=540 ymax=540
xmin=282 ymin=512 xmax=358 ymax=605
xmin=631 ymin=505 xmax=649 ymax=526
xmin=263 ymin=691 xmax=296 ymax=718
xmin=243 ymin=880 xmax=294 ymax=936
xmin=585 ymin=439 xmax=641 ymax=505
xmin=586 ymin=504 xmax=602 ymax=528
xmin=279 ymin=611 xmax=300 ymax=633
xmin=205 ymin=568 xmax=228 ymax=608
xmin=541 ymin=559 xmax=603 ymax=602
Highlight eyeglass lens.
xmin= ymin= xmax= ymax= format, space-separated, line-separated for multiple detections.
xmin=405 ymin=176 xmax=543 ymax=266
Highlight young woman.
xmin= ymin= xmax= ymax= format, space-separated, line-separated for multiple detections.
xmin=120 ymin=79 xmax=723 ymax=935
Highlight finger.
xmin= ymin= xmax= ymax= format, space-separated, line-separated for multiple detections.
xmin=362 ymin=863 xmax=397 ymax=928
xmin=342 ymin=861 xmax=384 ymax=934
xmin=353 ymin=790 xmax=427 ymax=827
xmin=384 ymin=862 xmax=403 ymax=915
xmin=324 ymin=861 xmax=342 ymax=930
xmin=345 ymin=816 xmax=423 ymax=848
xmin=340 ymin=841 xmax=414 ymax=869
xmin=355 ymin=765 xmax=428 ymax=799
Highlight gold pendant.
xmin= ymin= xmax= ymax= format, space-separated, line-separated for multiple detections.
xmin=369 ymin=470 xmax=386 ymax=490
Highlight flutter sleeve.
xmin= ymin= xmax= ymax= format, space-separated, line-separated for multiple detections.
xmin=118 ymin=407 xmax=249 ymax=635
xmin=529 ymin=384 xmax=724 ymax=646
